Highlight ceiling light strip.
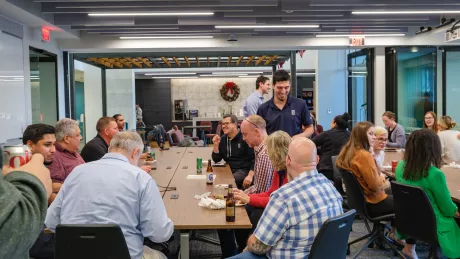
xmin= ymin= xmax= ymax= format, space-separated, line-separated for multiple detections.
xmin=215 ymin=25 xmax=319 ymax=29
xmin=120 ymin=36 xmax=214 ymax=39
xmin=316 ymin=33 xmax=405 ymax=37
xmin=89 ymin=12 xmax=214 ymax=16
xmin=353 ymin=10 xmax=460 ymax=15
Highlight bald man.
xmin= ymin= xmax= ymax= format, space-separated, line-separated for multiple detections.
xmin=230 ymin=138 xmax=343 ymax=259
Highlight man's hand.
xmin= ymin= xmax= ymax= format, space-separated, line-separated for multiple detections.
xmin=140 ymin=165 xmax=151 ymax=173
xmin=212 ymin=135 xmax=221 ymax=145
xmin=243 ymin=174 xmax=253 ymax=188
xmin=140 ymin=153 xmax=149 ymax=159
xmin=234 ymin=189 xmax=250 ymax=204
xmin=3 ymin=154 xmax=52 ymax=199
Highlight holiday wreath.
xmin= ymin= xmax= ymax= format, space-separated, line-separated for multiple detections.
xmin=220 ymin=81 xmax=240 ymax=102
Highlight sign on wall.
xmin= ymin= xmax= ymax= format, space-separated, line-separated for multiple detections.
xmin=349 ymin=37 xmax=365 ymax=46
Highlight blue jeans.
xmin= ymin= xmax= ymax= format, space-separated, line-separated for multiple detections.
xmin=228 ymin=251 xmax=268 ymax=259
xmin=217 ymin=230 xmax=238 ymax=258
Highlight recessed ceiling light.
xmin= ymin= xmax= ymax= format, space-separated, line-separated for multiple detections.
xmin=151 ymin=76 xmax=198 ymax=79
xmin=201 ymin=74 xmax=248 ymax=77
xmin=239 ymin=75 xmax=259 ymax=78
xmin=215 ymin=25 xmax=319 ymax=29
xmin=316 ymin=33 xmax=405 ymax=37
xmin=120 ymin=36 xmax=214 ymax=39
xmin=352 ymin=10 xmax=460 ymax=15
xmin=89 ymin=12 xmax=214 ymax=16
xmin=0 ymin=76 xmax=23 ymax=78
xmin=212 ymin=72 xmax=264 ymax=75
xmin=145 ymin=73 xmax=197 ymax=76
xmin=297 ymin=73 xmax=316 ymax=75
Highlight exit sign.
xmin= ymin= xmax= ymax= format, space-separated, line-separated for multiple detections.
xmin=41 ymin=27 xmax=50 ymax=43
xmin=349 ymin=37 xmax=365 ymax=46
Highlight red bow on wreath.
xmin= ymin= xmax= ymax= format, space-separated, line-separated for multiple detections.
xmin=225 ymin=82 xmax=236 ymax=95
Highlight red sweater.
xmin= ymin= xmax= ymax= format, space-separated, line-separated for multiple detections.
xmin=248 ymin=170 xmax=289 ymax=208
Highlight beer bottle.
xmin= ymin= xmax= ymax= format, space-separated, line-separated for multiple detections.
xmin=206 ymin=159 xmax=214 ymax=185
xmin=226 ymin=184 xmax=235 ymax=222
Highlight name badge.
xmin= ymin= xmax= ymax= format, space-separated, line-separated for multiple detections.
xmin=291 ymin=110 xmax=296 ymax=116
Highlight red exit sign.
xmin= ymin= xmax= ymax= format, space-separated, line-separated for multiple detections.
xmin=41 ymin=27 xmax=51 ymax=43
xmin=349 ymin=37 xmax=365 ymax=46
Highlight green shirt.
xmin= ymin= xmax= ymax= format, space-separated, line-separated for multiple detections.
xmin=0 ymin=171 xmax=48 ymax=259
xmin=395 ymin=161 xmax=460 ymax=258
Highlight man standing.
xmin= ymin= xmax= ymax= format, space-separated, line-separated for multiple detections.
xmin=212 ymin=114 xmax=255 ymax=189
xmin=257 ymin=70 xmax=314 ymax=138
xmin=47 ymin=118 xmax=85 ymax=203
xmin=243 ymin=75 xmax=271 ymax=118
xmin=113 ymin=114 xmax=125 ymax=132
xmin=22 ymin=124 xmax=56 ymax=165
xmin=0 ymin=154 xmax=52 ymax=259
xmin=240 ymin=115 xmax=273 ymax=195
xmin=46 ymin=132 xmax=173 ymax=259
xmin=229 ymin=138 xmax=343 ymax=258
xmin=80 ymin=117 xmax=119 ymax=163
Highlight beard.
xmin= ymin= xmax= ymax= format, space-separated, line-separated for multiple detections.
xmin=44 ymin=161 xmax=53 ymax=166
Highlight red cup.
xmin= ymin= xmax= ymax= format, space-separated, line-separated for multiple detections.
xmin=392 ymin=160 xmax=398 ymax=173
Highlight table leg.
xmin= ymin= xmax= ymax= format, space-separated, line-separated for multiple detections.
xmin=192 ymin=119 xmax=197 ymax=138
xmin=180 ymin=231 xmax=190 ymax=259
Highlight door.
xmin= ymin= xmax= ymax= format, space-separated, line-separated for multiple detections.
xmin=347 ymin=49 xmax=374 ymax=128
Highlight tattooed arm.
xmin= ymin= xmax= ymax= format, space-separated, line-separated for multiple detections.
xmin=246 ymin=234 xmax=272 ymax=255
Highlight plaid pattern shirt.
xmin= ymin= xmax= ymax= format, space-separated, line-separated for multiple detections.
xmin=245 ymin=140 xmax=273 ymax=194
xmin=254 ymin=170 xmax=343 ymax=259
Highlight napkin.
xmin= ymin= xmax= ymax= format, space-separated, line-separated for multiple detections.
xmin=194 ymin=192 xmax=225 ymax=210
xmin=444 ymin=162 xmax=460 ymax=169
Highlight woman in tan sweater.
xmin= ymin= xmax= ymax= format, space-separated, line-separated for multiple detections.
xmin=337 ymin=121 xmax=418 ymax=258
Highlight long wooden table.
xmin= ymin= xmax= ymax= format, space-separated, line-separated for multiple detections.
xmin=148 ymin=147 xmax=252 ymax=259
xmin=383 ymin=151 xmax=460 ymax=203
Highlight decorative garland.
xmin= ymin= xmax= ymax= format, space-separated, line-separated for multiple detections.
xmin=220 ymin=81 xmax=240 ymax=102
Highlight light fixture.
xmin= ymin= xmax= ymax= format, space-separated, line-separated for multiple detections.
xmin=239 ymin=75 xmax=258 ymax=78
xmin=352 ymin=71 xmax=367 ymax=74
xmin=316 ymin=34 xmax=405 ymax=37
xmin=145 ymin=73 xmax=196 ymax=76
xmin=0 ymin=76 xmax=23 ymax=78
xmin=215 ymin=25 xmax=319 ymax=29
xmin=436 ymin=18 xmax=456 ymax=29
xmin=89 ymin=12 xmax=214 ymax=16
xmin=297 ymin=73 xmax=316 ymax=76
xmin=120 ymin=36 xmax=213 ymax=39
xmin=415 ymin=26 xmax=432 ymax=35
xmin=151 ymin=76 xmax=198 ymax=79
xmin=212 ymin=72 xmax=263 ymax=75
xmin=200 ymin=74 xmax=248 ymax=77
xmin=352 ymin=11 xmax=460 ymax=15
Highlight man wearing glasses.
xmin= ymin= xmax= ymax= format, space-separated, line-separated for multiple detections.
xmin=212 ymin=114 xmax=255 ymax=189
xmin=257 ymin=70 xmax=314 ymax=138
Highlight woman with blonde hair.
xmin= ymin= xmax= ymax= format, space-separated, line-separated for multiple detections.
xmin=373 ymin=126 xmax=388 ymax=168
xmin=424 ymin=111 xmax=440 ymax=133
xmin=438 ymin=116 xmax=460 ymax=162
xmin=231 ymin=131 xmax=291 ymax=253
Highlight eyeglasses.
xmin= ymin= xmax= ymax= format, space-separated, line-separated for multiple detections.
xmin=377 ymin=138 xmax=388 ymax=142
xmin=245 ymin=119 xmax=259 ymax=129
xmin=425 ymin=117 xmax=434 ymax=120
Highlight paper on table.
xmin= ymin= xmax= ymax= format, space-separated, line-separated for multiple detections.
xmin=187 ymin=175 xmax=217 ymax=180
xmin=202 ymin=160 xmax=226 ymax=167
xmin=194 ymin=192 xmax=225 ymax=210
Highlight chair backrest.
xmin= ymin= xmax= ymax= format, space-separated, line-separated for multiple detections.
xmin=331 ymin=156 xmax=340 ymax=181
xmin=390 ymin=181 xmax=438 ymax=244
xmin=339 ymin=169 xmax=369 ymax=218
xmin=55 ymin=224 xmax=131 ymax=259
xmin=200 ymin=121 xmax=212 ymax=131
xmin=309 ymin=209 xmax=356 ymax=259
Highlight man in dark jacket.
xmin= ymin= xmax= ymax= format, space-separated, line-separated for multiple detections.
xmin=212 ymin=114 xmax=255 ymax=189
xmin=0 ymin=153 xmax=51 ymax=259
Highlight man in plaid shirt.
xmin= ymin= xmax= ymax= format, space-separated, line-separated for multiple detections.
xmin=229 ymin=138 xmax=343 ymax=259
xmin=241 ymin=115 xmax=274 ymax=195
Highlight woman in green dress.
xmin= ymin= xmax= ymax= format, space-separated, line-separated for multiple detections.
xmin=395 ymin=129 xmax=460 ymax=258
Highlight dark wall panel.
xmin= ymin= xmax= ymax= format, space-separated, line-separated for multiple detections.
xmin=135 ymin=79 xmax=173 ymax=130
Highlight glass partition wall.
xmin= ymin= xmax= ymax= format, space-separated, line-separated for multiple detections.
xmin=347 ymin=49 xmax=374 ymax=128
xmin=443 ymin=47 xmax=460 ymax=130
xmin=386 ymin=47 xmax=437 ymax=132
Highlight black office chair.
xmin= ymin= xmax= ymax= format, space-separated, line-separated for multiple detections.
xmin=340 ymin=169 xmax=405 ymax=258
xmin=391 ymin=181 xmax=440 ymax=258
xmin=308 ymin=209 xmax=356 ymax=259
xmin=55 ymin=224 xmax=131 ymax=259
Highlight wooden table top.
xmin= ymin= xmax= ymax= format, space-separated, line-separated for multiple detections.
xmin=163 ymin=147 xmax=252 ymax=230
xmin=140 ymin=148 xmax=187 ymax=192
xmin=383 ymin=151 xmax=460 ymax=203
